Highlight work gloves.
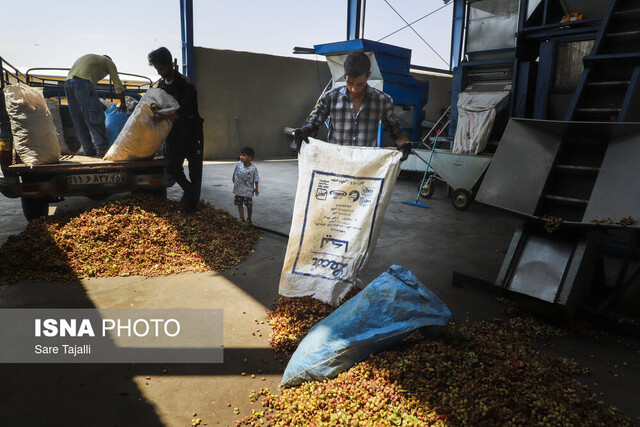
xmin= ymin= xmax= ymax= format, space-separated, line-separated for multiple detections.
xmin=398 ymin=142 xmax=412 ymax=162
xmin=293 ymin=128 xmax=309 ymax=154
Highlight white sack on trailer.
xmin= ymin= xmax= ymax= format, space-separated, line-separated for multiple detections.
xmin=104 ymin=88 xmax=178 ymax=161
xmin=4 ymin=83 xmax=61 ymax=166
xmin=279 ymin=138 xmax=402 ymax=305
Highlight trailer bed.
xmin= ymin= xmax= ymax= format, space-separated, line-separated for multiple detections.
xmin=7 ymin=155 xmax=167 ymax=174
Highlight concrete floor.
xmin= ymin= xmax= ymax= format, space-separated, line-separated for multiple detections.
xmin=0 ymin=159 xmax=639 ymax=426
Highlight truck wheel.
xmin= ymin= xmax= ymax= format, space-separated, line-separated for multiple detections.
xmin=451 ymin=189 xmax=472 ymax=211
xmin=21 ymin=197 xmax=49 ymax=221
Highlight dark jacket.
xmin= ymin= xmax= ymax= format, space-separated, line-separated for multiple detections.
xmin=158 ymin=72 xmax=203 ymax=138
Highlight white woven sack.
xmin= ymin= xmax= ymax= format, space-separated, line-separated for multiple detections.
xmin=4 ymin=84 xmax=60 ymax=166
xmin=279 ymin=138 xmax=402 ymax=305
xmin=104 ymin=89 xmax=178 ymax=161
xmin=45 ymin=98 xmax=71 ymax=155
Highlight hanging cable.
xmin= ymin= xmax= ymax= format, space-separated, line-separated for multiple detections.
xmin=377 ymin=2 xmax=451 ymax=42
xmin=381 ymin=0 xmax=450 ymax=67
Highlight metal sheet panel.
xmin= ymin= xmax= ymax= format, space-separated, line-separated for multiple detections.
xmin=428 ymin=150 xmax=492 ymax=191
xmin=475 ymin=119 xmax=562 ymax=215
xmin=583 ymin=131 xmax=640 ymax=223
xmin=556 ymin=241 xmax=588 ymax=306
xmin=467 ymin=0 xmax=519 ymax=52
xmin=506 ymin=235 xmax=574 ymax=303
xmin=478 ymin=119 xmax=640 ymax=226
xmin=400 ymin=148 xmax=432 ymax=172
xmin=554 ymin=40 xmax=595 ymax=89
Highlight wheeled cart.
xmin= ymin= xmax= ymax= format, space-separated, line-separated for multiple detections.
xmin=412 ymin=148 xmax=493 ymax=210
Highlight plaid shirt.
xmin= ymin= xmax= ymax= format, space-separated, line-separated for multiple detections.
xmin=302 ymin=85 xmax=405 ymax=147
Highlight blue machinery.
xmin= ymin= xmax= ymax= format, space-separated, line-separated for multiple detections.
xmin=314 ymin=39 xmax=429 ymax=144
xmin=312 ymin=0 xmax=640 ymax=145
xmin=315 ymin=0 xmax=430 ymax=144
xmin=453 ymin=0 xmax=640 ymax=317
xmin=448 ymin=0 xmax=640 ymax=141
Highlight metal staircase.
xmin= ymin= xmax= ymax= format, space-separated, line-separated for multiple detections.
xmin=566 ymin=0 xmax=640 ymax=122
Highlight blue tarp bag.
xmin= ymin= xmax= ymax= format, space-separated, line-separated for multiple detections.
xmin=104 ymin=105 xmax=130 ymax=147
xmin=280 ymin=265 xmax=452 ymax=387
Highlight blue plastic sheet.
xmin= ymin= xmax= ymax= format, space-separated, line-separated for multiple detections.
xmin=280 ymin=265 xmax=452 ymax=387
xmin=104 ymin=105 xmax=130 ymax=147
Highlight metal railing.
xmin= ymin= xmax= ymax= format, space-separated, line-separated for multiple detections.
xmin=1 ymin=59 xmax=153 ymax=100
xmin=24 ymin=67 xmax=153 ymax=101
xmin=1 ymin=56 xmax=28 ymax=89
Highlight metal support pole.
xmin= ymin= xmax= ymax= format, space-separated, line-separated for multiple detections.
xmin=450 ymin=0 xmax=465 ymax=71
xmin=359 ymin=0 xmax=366 ymax=39
xmin=347 ymin=0 xmax=363 ymax=40
xmin=180 ymin=0 xmax=194 ymax=79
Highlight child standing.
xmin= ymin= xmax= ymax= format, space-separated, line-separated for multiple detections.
xmin=232 ymin=147 xmax=260 ymax=223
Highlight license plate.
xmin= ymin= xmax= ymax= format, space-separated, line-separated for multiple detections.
xmin=67 ymin=173 xmax=125 ymax=185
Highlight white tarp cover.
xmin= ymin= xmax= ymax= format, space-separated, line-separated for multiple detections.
xmin=104 ymin=88 xmax=178 ymax=161
xmin=279 ymin=138 xmax=402 ymax=305
xmin=453 ymin=91 xmax=509 ymax=155
xmin=4 ymin=84 xmax=60 ymax=166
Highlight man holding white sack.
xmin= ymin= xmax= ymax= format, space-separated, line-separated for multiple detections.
xmin=293 ymin=51 xmax=412 ymax=160
xmin=148 ymin=47 xmax=204 ymax=215
xmin=281 ymin=52 xmax=411 ymax=305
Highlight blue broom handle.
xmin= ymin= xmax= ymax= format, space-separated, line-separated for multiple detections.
xmin=414 ymin=129 xmax=441 ymax=202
